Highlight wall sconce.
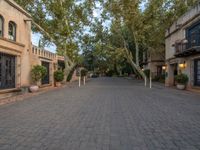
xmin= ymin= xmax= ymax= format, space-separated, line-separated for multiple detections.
xmin=162 ymin=66 xmax=167 ymax=70
xmin=179 ymin=61 xmax=186 ymax=69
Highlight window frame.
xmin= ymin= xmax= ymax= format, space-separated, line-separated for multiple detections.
xmin=186 ymin=21 xmax=200 ymax=48
xmin=8 ymin=21 xmax=17 ymax=41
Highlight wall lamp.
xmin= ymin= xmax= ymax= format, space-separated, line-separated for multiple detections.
xmin=179 ymin=61 xmax=186 ymax=69
xmin=162 ymin=65 xmax=167 ymax=70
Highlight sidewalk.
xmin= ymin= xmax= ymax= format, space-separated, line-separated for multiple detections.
xmin=0 ymin=81 xmax=78 ymax=106
xmin=124 ymin=77 xmax=200 ymax=94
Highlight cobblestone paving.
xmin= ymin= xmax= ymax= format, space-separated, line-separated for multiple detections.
xmin=0 ymin=78 xmax=200 ymax=150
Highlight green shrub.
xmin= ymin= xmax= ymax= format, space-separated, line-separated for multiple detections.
xmin=135 ymin=73 xmax=142 ymax=79
xmin=106 ymin=70 xmax=115 ymax=77
xmin=175 ymin=73 xmax=189 ymax=85
xmin=153 ymin=76 xmax=160 ymax=81
xmin=123 ymin=73 xmax=129 ymax=77
xmin=143 ymin=69 xmax=150 ymax=78
xmin=159 ymin=74 xmax=166 ymax=83
xmin=31 ymin=65 xmax=47 ymax=84
xmin=81 ymin=69 xmax=88 ymax=77
xmin=54 ymin=70 xmax=64 ymax=82
xmin=153 ymin=74 xmax=165 ymax=83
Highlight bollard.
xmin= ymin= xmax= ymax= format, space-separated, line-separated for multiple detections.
xmin=83 ymin=76 xmax=86 ymax=85
xmin=79 ymin=76 xmax=81 ymax=87
xmin=150 ymin=72 xmax=152 ymax=89
xmin=145 ymin=76 xmax=147 ymax=87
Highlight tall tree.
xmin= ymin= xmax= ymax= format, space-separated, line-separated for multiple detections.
xmin=15 ymin=0 xmax=94 ymax=80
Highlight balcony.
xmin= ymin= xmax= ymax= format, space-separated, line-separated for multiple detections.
xmin=174 ymin=38 xmax=200 ymax=57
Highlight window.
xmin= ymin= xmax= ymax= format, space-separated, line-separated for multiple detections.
xmin=0 ymin=52 xmax=16 ymax=89
xmin=187 ymin=22 xmax=200 ymax=48
xmin=8 ymin=21 xmax=16 ymax=41
xmin=0 ymin=15 xmax=4 ymax=37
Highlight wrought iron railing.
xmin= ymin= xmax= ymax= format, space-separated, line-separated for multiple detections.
xmin=174 ymin=41 xmax=187 ymax=54
xmin=175 ymin=33 xmax=200 ymax=54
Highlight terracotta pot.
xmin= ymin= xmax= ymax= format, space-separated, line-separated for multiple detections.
xmin=55 ymin=82 xmax=62 ymax=87
xmin=29 ymin=85 xmax=39 ymax=92
xmin=176 ymin=84 xmax=186 ymax=90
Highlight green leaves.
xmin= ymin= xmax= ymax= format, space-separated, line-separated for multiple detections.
xmin=31 ymin=65 xmax=47 ymax=84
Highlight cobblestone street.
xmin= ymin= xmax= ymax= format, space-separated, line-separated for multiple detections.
xmin=0 ymin=78 xmax=200 ymax=150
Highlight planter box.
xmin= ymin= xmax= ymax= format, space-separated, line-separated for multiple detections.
xmin=29 ymin=85 xmax=39 ymax=92
xmin=55 ymin=82 xmax=62 ymax=87
xmin=177 ymin=84 xmax=186 ymax=90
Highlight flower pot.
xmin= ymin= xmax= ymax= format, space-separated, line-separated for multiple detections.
xmin=55 ymin=82 xmax=62 ymax=87
xmin=176 ymin=84 xmax=186 ymax=90
xmin=29 ymin=85 xmax=39 ymax=92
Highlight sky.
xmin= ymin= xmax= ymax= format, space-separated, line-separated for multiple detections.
xmin=31 ymin=1 xmax=147 ymax=53
xmin=32 ymin=33 xmax=56 ymax=53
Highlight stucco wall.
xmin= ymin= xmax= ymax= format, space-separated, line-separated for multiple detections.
xmin=165 ymin=3 xmax=200 ymax=60
xmin=165 ymin=3 xmax=200 ymax=88
xmin=0 ymin=0 xmax=32 ymax=87
xmin=31 ymin=46 xmax=58 ymax=86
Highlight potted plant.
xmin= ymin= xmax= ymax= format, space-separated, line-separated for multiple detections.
xmin=175 ymin=73 xmax=189 ymax=90
xmin=81 ymin=69 xmax=88 ymax=78
xmin=30 ymin=65 xmax=47 ymax=92
xmin=54 ymin=70 xmax=64 ymax=87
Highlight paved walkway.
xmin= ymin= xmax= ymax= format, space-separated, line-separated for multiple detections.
xmin=0 ymin=78 xmax=200 ymax=150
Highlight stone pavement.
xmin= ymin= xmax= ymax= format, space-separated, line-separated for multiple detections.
xmin=0 ymin=77 xmax=200 ymax=150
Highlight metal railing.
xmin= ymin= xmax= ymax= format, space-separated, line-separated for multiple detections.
xmin=175 ymin=34 xmax=200 ymax=54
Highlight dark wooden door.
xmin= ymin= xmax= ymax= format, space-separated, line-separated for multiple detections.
xmin=157 ymin=66 xmax=162 ymax=77
xmin=173 ymin=64 xmax=178 ymax=86
xmin=42 ymin=61 xmax=50 ymax=85
xmin=194 ymin=59 xmax=200 ymax=86
xmin=0 ymin=52 xmax=15 ymax=89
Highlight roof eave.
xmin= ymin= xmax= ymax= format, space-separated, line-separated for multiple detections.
xmin=5 ymin=0 xmax=32 ymax=18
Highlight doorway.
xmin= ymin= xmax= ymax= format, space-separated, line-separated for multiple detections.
xmin=194 ymin=59 xmax=200 ymax=86
xmin=173 ymin=63 xmax=178 ymax=86
xmin=42 ymin=61 xmax=50 ymax=85
xmin=0 ymin=52 xmax=16 ymax=89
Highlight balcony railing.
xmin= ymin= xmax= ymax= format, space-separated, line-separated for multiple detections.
xmin=174 ymin=37 xmax=200 ymax=57
xmin=174 ymin=40 xmax=187 ymax=54
xmin=32 ymin=45 xmax=57 ymax=60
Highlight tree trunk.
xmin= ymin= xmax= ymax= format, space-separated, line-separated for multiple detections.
xmin=123 ymin=40 xmax=146 ymax=80
xmin=132 ymin=29 xmax=139 ymax=66
xmin=64 ymin=55 xmax=75 ymax=82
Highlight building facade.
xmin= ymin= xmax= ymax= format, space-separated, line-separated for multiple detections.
xmin=31 ymin=45 xmax=58 ymax=87
xmin=0 ymin=0 xmax=32 ymax=91
xmin=0 ymin=0 xmax=77 ymax=95
xmin=142 ymin=51 xmax=165 ymax=79
xmin=165 ymin=3 xmax=200 ymax=89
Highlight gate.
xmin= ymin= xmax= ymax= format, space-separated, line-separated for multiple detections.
xmin=0 ymin=52 xmax=16 ymax=89
xmin=42 ymin=61 xmax=50 ymax=85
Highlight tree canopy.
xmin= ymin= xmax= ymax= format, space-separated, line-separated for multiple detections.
xmin=14 ymin=0 xmax=199 ymax=77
